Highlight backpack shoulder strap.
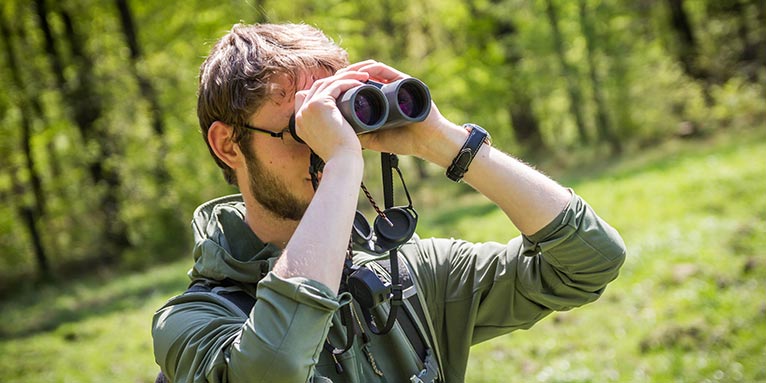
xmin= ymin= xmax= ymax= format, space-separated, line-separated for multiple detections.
xmin=186 ymin=279 xmax=257 ymax=316
xmin=371 ymin=255 xmax=429 ymax=360
xmin=372 ymin=254 xmax=442 ymax=382
xmin=155 ymin=280 xmax=257 ymax=383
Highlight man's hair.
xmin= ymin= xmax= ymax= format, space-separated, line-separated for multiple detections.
xmin=197 ymin=23 xmax=349 ymax=185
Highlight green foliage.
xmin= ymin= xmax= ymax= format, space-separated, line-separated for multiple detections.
xmin=1 ymin=0 xmax=764 ymax=280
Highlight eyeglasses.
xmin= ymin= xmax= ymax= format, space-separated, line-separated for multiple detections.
xmin=242 ymin=123 xmax=302 ymax=145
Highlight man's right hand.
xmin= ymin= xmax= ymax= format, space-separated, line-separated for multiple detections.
xmin=293 ymin=70 xmax=369 ymax=163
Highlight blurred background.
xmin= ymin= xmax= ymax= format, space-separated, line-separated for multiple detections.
xmin=0 ymin=0 xmax=764 ymax=382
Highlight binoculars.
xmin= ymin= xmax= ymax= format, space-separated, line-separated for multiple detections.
xmin=289 ymin=77 xmax=431 ymax=142
xmin=338 ymin=78 xmax=432 ymax=133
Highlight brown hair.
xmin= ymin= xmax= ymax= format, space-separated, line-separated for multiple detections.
xmin=197 ymin=23 xmax=349 ymax=185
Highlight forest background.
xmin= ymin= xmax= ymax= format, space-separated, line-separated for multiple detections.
xmin=1 ymin=0 xmax=765 ymax=382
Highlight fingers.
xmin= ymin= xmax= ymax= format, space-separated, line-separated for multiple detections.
xmin=299 ymin=70 xmax=369 ymax=109
xmin=294 ymin=71 xmax=371 ymax=147
xmin=339 ymin=60 xmax=410 ymax=84
xmin=337 ymin=60 xmax=377 ymax=73
xmin=356 ymin=62 xmax=410 ymax=83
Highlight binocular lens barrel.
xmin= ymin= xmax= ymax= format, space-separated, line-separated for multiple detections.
xmin=396 ymin=81 xmax=429 ymax=120
xmin=337 ymin=84 xmax=389 ymax=133
xmin=340 ymin=78 xmax=431 ymax=134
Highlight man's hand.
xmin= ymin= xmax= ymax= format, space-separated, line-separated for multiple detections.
xmin=348 ymin=61 xmax=571 ymax=236
xmin=348 ymin=61 xmax=465 ymax=164
xmin=293 ymin=70 xmax=370 ymax=162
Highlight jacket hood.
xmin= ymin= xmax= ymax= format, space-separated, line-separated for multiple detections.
xmin=188 ymin=194 xmax=282 ymax=284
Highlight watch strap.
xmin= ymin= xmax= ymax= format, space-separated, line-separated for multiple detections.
xmin=446 ymin=124 xmax=489 ymax=182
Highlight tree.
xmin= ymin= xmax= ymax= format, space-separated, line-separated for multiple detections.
xmin=578 ymin=0 xmax=621 ymax=154
xmin=0 ymin=8 xmax=50 ymax=278
xmin=467 ymin=0 xmax=547 ymax=151
xmin=35 ymin=1 xmax=131 ymax=260
xmin=666 ymin=0 xmax=705 ymax=80
xmin=545 ymin=0 xmax=590 ymax=144
xmin=115 ymin=0 xmax=169 ymax=181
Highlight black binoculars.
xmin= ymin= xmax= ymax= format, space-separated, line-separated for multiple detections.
xmin=289 ymin=77 xmax=431 ymax=142
xmin=338 ymin=78 xmax=432 ymax=133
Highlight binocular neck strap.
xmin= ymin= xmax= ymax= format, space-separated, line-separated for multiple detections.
xmin=362 ymin=246 xmax=402 ymax=335
xmin=381 ymin=153 xmax=396 ymax=208
xmin=369 ymin=152 xmax=402 ymax=335
xmin=324 ymin=303 xmax=357 ymax=357
xmin=324 ymin=259 xmax=365 ymax=359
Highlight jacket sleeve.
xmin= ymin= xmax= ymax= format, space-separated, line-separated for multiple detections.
xmin=401 ymin=191 xmax=626 ymax=379
xmin=152 ymin=273 xmax=348 ymax=383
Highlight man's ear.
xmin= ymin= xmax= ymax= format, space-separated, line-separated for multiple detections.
xmin=208 ymin=121 xmax=243 ymax=169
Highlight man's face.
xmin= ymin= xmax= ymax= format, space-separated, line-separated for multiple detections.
xmin=241 ymin=137 xmax=310 ymax=221
xmin=239 ymin=72 xmax=321 ymax=221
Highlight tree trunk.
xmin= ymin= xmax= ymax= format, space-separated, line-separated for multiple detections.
xmin=469 ymin=1 xmax=546 ymax=151
xmin=757 ymin=1 xmax=766 ymax=81
xmin=666 ymin=0 xmax=712 ymax=104
xmin=579 ymin=0 xmax=622 ymax=154
xmin=30 ymin=0 xmax=69 ymax=215
xmin=545 ymin=0 xmax=591 ymax=144
xmin=666 ymin=0 xmax=704 ymax=80
xmin=0 ymin=14 xmax=50 ymax=278
xmin=115 ymin=0 xmax=169 ymax=181
xmin=497 ymin=15 xmax=546 ymax=150
xmin=509 ymin=97 xmax=545 ymax=150
xmin=56 ymin=5 xmax=131 ymax=259
xmin=723 ymin=0 xmax=762 ymax=83
xmin=19 ymin=206 xmax=51 ymax=278
xmin=34 ymin=0 xmax=66 ymax=92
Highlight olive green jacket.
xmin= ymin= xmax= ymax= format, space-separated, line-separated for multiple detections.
xmin=152 ymin=192 xmax=626 ymax=382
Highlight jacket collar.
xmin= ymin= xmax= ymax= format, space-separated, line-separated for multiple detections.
xmin=188 ymin=194 xmax=281 ymax=284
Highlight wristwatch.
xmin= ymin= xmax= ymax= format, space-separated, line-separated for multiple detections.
xmin=446 ymin=124 xmax=491 ymax=182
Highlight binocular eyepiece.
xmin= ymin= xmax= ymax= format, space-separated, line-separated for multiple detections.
xmin=338 ymin=78 xmax=431 ymax=133
xmin=289 ymin=77 xmax=431 ymax=142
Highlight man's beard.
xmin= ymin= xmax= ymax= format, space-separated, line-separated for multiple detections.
xmin=242 ymin=145 xmax=309 ymax=221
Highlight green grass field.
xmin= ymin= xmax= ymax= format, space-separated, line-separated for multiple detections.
xmin=1 ymin=129 xmax=765 ymax=382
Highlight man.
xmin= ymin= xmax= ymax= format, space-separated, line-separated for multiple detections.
xmin=152 ymin=23 xmax=626 ymax=383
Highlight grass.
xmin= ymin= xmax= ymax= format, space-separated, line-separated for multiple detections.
xmin=0 ymin=260 xmax=189 ymax=382
xmin=457 ymin=129 xmax=766 ymax=382
xmin=1 ymin=128 xmax=765 ymax=382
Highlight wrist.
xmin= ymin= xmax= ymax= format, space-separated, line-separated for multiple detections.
xmin=416 ymin=119 xmax=468 ymax=167
xmin=322 ymin=149 xmax=364 ymax=179
xmin=446 ymin=124 xmax=491 ymax=182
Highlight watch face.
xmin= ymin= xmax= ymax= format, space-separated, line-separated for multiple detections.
xmin=464 ymin=124 xmax=491 ymax=145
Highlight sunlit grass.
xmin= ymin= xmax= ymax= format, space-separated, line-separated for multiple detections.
xmin=0 ymin=259 xmax=190 ymax=383
xmin=463 ymin=130 xmax=766 ymax=382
